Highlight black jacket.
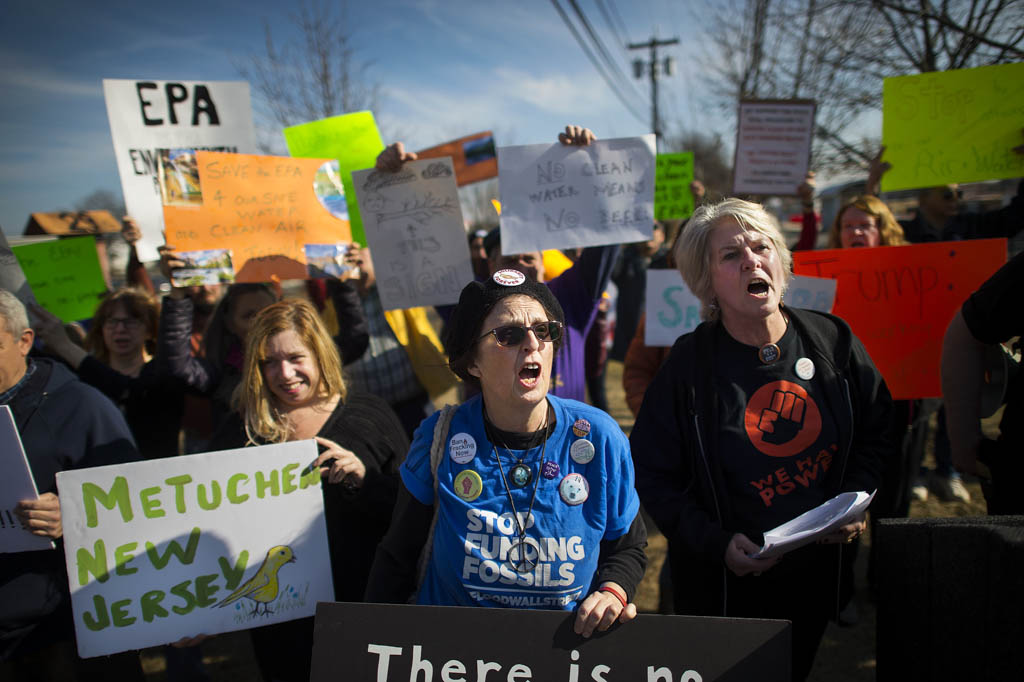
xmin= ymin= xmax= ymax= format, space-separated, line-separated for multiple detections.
xmin=629 ymin=307 xmax=895 ymax=616
xmin=0 ymin=359 xmax=139 ymax=660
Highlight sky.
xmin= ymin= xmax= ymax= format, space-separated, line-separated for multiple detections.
xmin=0 ymin=0 xmax=715 ymax=236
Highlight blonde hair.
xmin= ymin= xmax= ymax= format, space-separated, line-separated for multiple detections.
xmin=233 ymin=298 xmax=346 ymax=444
xmin=86 ymin=288 xmax=159 ymax=363
xmin=828 ymin=195 xmax=908 ymax=248
xmin=673 ymin=198 xmax=793 ymax=321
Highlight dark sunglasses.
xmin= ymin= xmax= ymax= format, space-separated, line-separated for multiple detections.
xmin=478 ymin=321 xmax=563 ymax=346
xmin=941 ymin=189 xmax=963 ymax=200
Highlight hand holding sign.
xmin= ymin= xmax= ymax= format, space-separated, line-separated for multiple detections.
xmin=15 ymin=492 xmax=62 ymax=540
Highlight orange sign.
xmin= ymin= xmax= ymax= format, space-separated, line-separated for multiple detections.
xmin=793 ymin=240 xmax=1006 ymax=399
xmin=163 ymin=151 xmax=350 ymax=281
xmin=416 ymin=131 xmax=497 ymax=186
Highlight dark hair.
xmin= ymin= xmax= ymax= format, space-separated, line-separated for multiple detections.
xmin=202 ymin=283 xmax=277 ymax=372
xmin=444 ymin=273 xmax=565 ymax=390
xmin=86 ymin=288 xmax=159 ymax=363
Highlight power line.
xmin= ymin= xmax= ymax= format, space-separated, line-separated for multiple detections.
xmin=549 ymin=0 xmax=648 ymax=125
xmin=567 ymin=0 xmax=646 ymax=102
xmin=595 ymin=0 xmax=629 ymax=49
xmin=603 ymin=0 xmax=631 ymax=44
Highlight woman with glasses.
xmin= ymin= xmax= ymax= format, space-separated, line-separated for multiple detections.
xmin=366 ymin=271 xmax=647 ymax=639
xmin=32 ymin=288 xmax=185 ymax=459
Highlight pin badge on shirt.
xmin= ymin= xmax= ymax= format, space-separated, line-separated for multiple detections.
xmin=570 ymin=438 xmax=595 ymax=464
xmin=542 ymin=460 xmax=561 ymax=479
xmin=795 ymin=357 xmax=815 ymax=380
xmin=453 ymin=470 xmax=483 ymax=502
xmin=572 ymin=418 xmax=591 ymax=437
xmin=559 ymin=473 xmax=589 ymax=505
xmin=449 ymin=433 xmax=477 ymax=464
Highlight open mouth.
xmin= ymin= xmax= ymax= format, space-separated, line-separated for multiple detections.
xmin=747 ymin=278 xmax=770 ymax=297
xmin=519 ymin=363 xmax=541 ymax=385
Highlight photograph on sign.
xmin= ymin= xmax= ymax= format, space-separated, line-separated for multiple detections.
xmin=498 ymin=135 xmax=656 ymax=255
xmin=793 ymin=239 xmax=1006 ymax=399
xmin=283 ymin=111 xmax=384 ymax=246
xmin=416 ymin=131 xmax=498 ymax=186
xmin=162 ymin=151 xmax=352 ymax=282
xmin=733 ymin=100 xmax=815 ymax=196
xmin=0 ymin=406 xmax=55 ymax=554
xmin=353 ymin=157 xmax=474 ymax=310
xmin=103 ymin=79 xmax=256 ymax=260
xmin=881 ymin=62 xmax=1024 ymax=192
xmin=157 ymin=149 xmax=203 ymax=207
xmin=170 ymin=249 xmax=235 ymax=287
xmin=12 ymin=236 xmax=107 ymax=322
xmin=304 ymin=243 xmax=353 ymax=279
xmin=56 ymin=440 xmax=333 ymax=657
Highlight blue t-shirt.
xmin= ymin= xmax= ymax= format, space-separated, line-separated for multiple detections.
xmin=401 ymin=394 xmax=639 ymax=609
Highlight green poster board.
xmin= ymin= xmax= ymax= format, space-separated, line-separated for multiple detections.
xmin=13 ymin=237 xmax=106 ymax=321
xmin=283 ymin=111 xmax=384 ymax=246
xmin=882 ymin=62 xmax=1024 ymax=192
xmin=654 ymin=152 xmax=695 ymax=221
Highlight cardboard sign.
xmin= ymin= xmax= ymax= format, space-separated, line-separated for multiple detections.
xmin=881 ymin=63 xmax=1024 ymax=191
xmin=12 ymin=237 xmax=106 ymax=322
xmin=56 ymin=440 xmax=333 ymax=657
xmin=283 ymin=111 xmax=385 ymax=247
xmin=103 ymin=79 xmax=256 ymax=261
xmin=645 ymin=270 xmax=836 ymax=347
xmin=654 ymin=152 xmax=695 ymax=221
xmin=353 ymin=157 xmax=475 ymax=310
xmin=416 ymin=131 xmax=498 ymax=186
xmin=497 ymin=135 xmax=656 ymax=254
xmin=0 ymin=229 xmax=35 ymax=307
xmin=733 ymin=100 xmax=815 ymax=196
xmin=311 ymin=602 xmax=791 ymax=682
xmin=0 ymin=407 xmax=54 ymax=553
xmin=162 ymin=151 xmax=351 ymax=282
xmin=793 ymin=240 xmax=1006 ymax=399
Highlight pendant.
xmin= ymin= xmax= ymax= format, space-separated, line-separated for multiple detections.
xmin=510 ymin=462 xmax=532 ymax=487
xmin=507 ymin=539 xmax=538 ymax=573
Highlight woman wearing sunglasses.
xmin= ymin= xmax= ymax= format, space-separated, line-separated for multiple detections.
xmin=366 ymin=271 xmax=647 ymax=639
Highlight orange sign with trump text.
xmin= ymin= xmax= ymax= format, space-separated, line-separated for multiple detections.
xmin=163 ymin=151 xmax=350 ymax=281
xmin=793 ymin=239 xmax=1006 ymax=400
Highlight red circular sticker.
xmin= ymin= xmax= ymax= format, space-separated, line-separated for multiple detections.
xmin=743 ymin=380 xmax=822 ymax=458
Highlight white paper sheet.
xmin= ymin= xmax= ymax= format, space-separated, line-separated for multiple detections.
xmin=0 ymin=406 xmax=54 ymax=553
xmin=753 ymin=490 xmax=875 ymax=559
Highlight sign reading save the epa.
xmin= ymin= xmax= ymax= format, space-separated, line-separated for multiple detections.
xmin=56 ymin=441 xmax=333 ymax=657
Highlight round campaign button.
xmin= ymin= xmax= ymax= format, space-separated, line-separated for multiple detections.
xmin=453 ymin=470 xmax=483 ymax=502
xmin=448 ymin=433 xmax=477 ymax=464
xmin=492 ymin=269 xmax=526 ymax=287
xmin=542 ymin=460 xmax=561 ymax=479
xmin=572 ymin=418 xmax=591 ymax=437
xmin=559 ymin=473 xmax=590 ymax=506
xmin=570 ymin=438 xmax=595 ymax=464
xmin=795 ymin=357 xmax=815 ymax=381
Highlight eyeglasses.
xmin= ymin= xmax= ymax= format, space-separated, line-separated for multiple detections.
xmin=477 ymin=321 xmax=563 ymax=346
xmin=103 ymin=317 xmax=144 ymax=330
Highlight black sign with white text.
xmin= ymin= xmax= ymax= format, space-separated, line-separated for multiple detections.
xmin=311 ymin=602 xmax=790 ymax=682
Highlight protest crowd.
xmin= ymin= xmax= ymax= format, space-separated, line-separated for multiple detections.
xmin=2 ymin=66 xmax=1023 ymax=682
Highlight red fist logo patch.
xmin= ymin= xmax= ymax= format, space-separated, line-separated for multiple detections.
xmin=744 ymin=381 xmax=821 ymax=457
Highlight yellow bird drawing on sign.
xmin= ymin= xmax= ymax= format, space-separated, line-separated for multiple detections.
xmin=215 ymin=545 xmax=296 ymax=616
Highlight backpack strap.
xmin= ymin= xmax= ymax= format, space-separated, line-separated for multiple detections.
xmin=413 ymin=404 xmax=458 ymax=596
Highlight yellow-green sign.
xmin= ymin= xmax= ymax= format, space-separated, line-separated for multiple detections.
xmin=13 ymin=237 xmax=106 ymax=321
xmin=882 ymin=62 xmax=1024 ymax=192
xmin=283 ymin=111 xmax=384 ymax=246
xmin=654 ymin=152 xmax=695 ymax=221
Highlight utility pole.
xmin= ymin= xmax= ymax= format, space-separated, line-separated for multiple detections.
xmin=629 ymin=37 xmax=679 ymax=153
